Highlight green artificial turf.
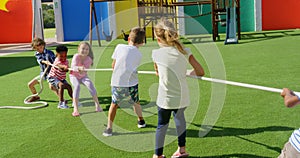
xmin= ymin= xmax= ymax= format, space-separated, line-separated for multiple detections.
xmin=1 ymin=29 xmax=300 ymax=157
xmin=44 ymin=28 xmax=56 ymax=39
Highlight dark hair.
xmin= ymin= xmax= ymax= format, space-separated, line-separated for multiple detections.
xmin=56 ymin=45 xmax=68 ymax=53
xmin=129 ymin=27 xmax=145 ymax=44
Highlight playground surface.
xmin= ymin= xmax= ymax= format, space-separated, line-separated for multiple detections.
xmin=1 ymin=30 xmax=300 ymax=157
xmin=0 ymin=38 xmax=71 ymax=56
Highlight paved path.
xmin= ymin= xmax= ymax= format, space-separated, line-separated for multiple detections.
xmin=0 ymin=38 xmax=72 ymax=56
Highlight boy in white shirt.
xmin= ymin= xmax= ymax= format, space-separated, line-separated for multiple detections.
xmin=103 ymin=27 xmax=146 ymax=137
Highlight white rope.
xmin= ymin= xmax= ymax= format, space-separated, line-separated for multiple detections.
xmin=1 ymin=62 xmax=293 ymax=110
xmin=66 ymin=68 xmax=290 ymax=94
xmin=136 ymin=70 xmax=287 ymax=93
xmin=0 ymin=66 xmax=49 ymax=110
xmin=30 ymin=64 xmax=297 ymax=98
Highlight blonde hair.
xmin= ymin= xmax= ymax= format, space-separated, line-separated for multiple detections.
xmin=154 ymin=19 xmax=187 ymax=54
xmin=31 ymin=37 xmax=45 ymax=49
xmin=79 ymin=41 xmax=94 ymax=65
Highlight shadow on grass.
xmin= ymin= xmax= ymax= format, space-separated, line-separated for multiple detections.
xmin=239 ymin=30 xmax=300 ymax=44
xmin=78 ymin=96 xmax=155 ymax=112
xmin=186 ymin=124 xmax=291 ymax=153
xmin=0 ymin=55 xmax=74 ymax=76
xmin=192 ymin=153 xmax=272 ymax=158
xmin=188 ymin=124 xmax=294 ymax=137
xmin=0 ymin=56 xmax=36 ymax=76
xmin=181 ymin=35 xmax=213 ymax=44
xmin=180 ymin=30 xmax=300 ymax=45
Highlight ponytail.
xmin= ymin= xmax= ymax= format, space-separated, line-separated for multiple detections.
xmin=154 ymin=19 xmax=187 ymax=55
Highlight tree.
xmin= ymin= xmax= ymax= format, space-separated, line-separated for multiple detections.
xmin=42 ymin=4 xmax=55 ymax=28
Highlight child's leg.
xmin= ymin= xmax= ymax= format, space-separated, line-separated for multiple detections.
xmin=70 ymin=76 xmax=80 ymax=115
xmin=28 ymin=78 xmax=39 ymax=94
xmin=26 ymin=78 xmax=40 ymax=102
xmin=281 ymin=88 xmax=300 ymax=108
xmin=49 ymin=83 xmax=59 ymax=97
xmin=81 ymin=77 xmax=102 ymax=111
xmin=129 ymin=84 xmax=144 ymax=121
xmin=58 ymin=82 xmax=64 ymax=102
xmin=133 ymin=102 xmax=144 ymax=121
xmin=173 ymin=108 xmax=188 ymax=155
xmin=155 ymin=107 xmax=172 ymax=157
xmin=64 ymin=83 xmax=73 ymax=99
xmin=107 ymin=103 xmax=118 ymax=129
xmin=92 ymin=95 xmax=102 ymax=112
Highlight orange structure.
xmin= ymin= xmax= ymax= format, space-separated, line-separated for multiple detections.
xmin=0 ymin=0 xmax=33 ymax=43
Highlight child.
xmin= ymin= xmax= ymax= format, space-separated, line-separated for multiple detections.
xmin=279 ymin=88 xmax=300 ymax=157
xmin=152 ymin=19 xmax=205 ymax=158
xmin=70 ymin=42 xmax=103 ymax=117
xmin=27 ymin=38 xmax=58 ymax=102
xmin=48 ymin=45 xmax=73 ymax=109
xmin=102 ymin=27 xmax=146 ymax=137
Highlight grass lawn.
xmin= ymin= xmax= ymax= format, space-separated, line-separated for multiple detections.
xmin=44 ymin=28 xmax=56 ymax=39
xmin=1 ymin=30 xmax=300 ymax=158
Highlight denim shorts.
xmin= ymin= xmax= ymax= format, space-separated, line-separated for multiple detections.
xmin=111 ymin=84 xmax=139 ymax=105
xmin=48 ymin=77 xmax=68 ymax=89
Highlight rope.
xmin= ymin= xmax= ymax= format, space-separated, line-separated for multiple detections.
xmin=3 ymin=63 xmax=293 ymax=110
xmin=0 ymin=65 xmax=50 ymax=110
xmin=63 ymin=67 xmax=291 ymax=94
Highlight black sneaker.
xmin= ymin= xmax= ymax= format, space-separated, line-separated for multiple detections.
xmin=137 ymin=120 xmax=146 ymax=128
xmin=103 ymin=128 xmax=112 ymax=137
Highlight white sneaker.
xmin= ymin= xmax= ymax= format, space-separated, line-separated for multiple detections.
xmin=57 ymin=101 xmax=69 ymax=109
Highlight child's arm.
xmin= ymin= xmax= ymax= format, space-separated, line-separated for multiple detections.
xmin=41 ymin=60 xmax=50 ymax=65
xmin=188 ymin=55 xmax=205 ymax=76
xmin=153 ymin=63 xmax=158 ymax=76
xmin=112 ymin=59 xmax=116 ymax=70
xmin=56 ymin=63 xmax=69 ymax=72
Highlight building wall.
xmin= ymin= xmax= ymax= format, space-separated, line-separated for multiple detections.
xmin=0 ymin=0 xmax=32 ymax=43
xmin=262 ymin=0 xmax=300 ymax=30
xmin=61 ymin=0 xmax=109 ymax=41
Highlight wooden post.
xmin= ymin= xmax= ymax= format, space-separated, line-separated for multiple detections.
xmin=236 ymin=0 xmax=241 ymax=40
xmin=89 ymin=1 xmax=93 ymax=46
xmin=89 ymin=0 xmax=102 ymax=47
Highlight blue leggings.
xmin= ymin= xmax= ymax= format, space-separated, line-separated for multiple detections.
xmin=155 ymin=107 xmax=186 ymax=156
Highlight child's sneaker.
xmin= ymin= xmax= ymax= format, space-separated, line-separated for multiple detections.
xmin=57 ymin=102 xmax=69 ymax=109
xmin=103 ymin=128 xmax=113 ymax=137
xmin=137 ymin=120 xmax=146 ymax=128
xmin=27 ymin=96 xmax=40 ymax=102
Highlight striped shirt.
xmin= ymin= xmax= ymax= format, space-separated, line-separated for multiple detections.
xmin=289 ymin=128 xmax=300 ymax=152
xmin=49 ymin=58 xmax=69 ymax=81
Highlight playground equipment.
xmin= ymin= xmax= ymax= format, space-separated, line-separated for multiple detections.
xmin=121 ymin=29 xmax=129 ymax=41
xmin=102 ymin=17 xmax=114 ymax=42
xmin=137 ymin=0 xmax=241 ymax=42
xmin=224 ymin=0 xmax=238 ymax=44
xmin=89 ymin=0 xmax=122 ymax=46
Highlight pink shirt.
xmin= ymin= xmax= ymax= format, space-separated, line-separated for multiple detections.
xmin=49 ymin=58 xmax=69 ymax=81
xmin=70 ymin=53 xmax=92 ymax=79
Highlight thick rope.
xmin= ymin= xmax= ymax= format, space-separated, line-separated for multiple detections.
xmin=0 ymin=66 xmax=49 ymax=109
xmin=63 ymin=67 xmax=294 ymax=94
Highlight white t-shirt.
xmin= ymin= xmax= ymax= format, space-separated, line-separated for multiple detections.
xmin=152 ymin=46 xmax=192 ymax=109
xmin=289 ymin=128 xmax=300 ymax=152
xmin=111 ymin=44 xmax=142 ymax=87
